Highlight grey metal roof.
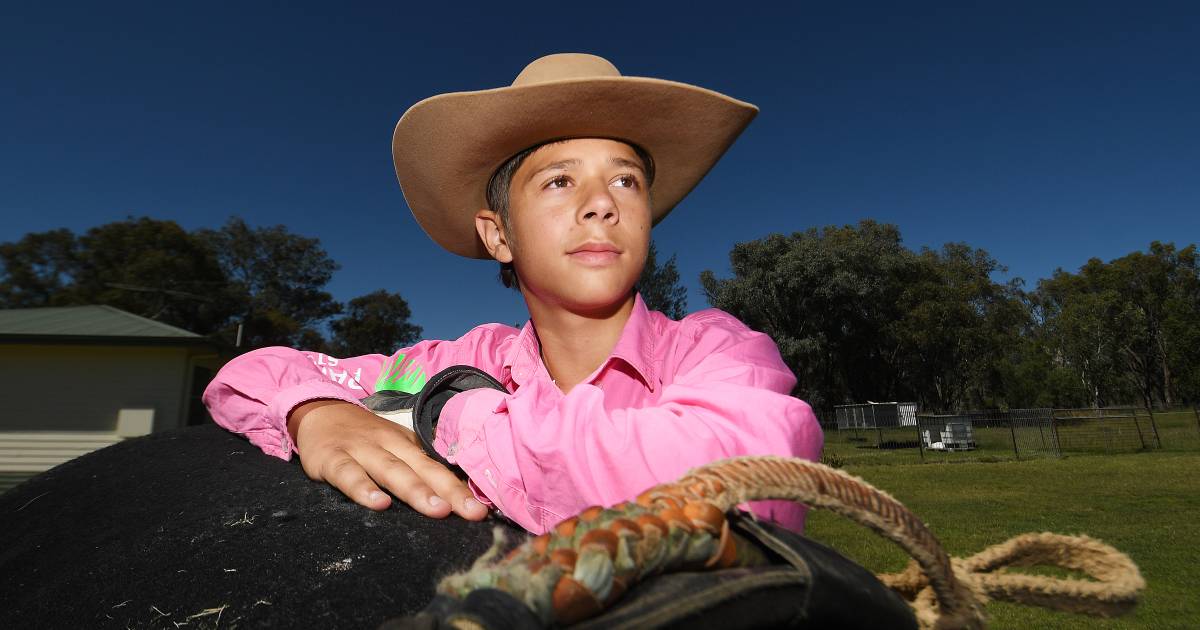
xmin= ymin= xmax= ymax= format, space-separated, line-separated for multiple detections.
xmin=0 ymin=305 xmax=202 ymax=339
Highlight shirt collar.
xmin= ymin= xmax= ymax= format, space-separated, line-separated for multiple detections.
xmin=608 ymin=293 xmax=659 ymax=391
xmin=504 ymin=293 xmax=659 ymax=392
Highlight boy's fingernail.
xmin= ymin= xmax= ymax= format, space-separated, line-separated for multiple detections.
xmin=368 ymin=490 xmax=386 ymax=502
xmin=428 ymin=495 xmax=445 ymax=507
xmin=465 ymin=498 xmax=483 ymax=512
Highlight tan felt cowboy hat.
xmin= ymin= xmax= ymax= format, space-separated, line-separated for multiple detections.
xmin=392 ymin=53 xmax=759 ymax=259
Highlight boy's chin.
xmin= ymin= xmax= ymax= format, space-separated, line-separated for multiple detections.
xmin=527 ymin=285 xmax=636 ymax=317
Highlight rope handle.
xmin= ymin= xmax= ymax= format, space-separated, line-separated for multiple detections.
xmin=436 ymin=456 xmax=1144 ymax=628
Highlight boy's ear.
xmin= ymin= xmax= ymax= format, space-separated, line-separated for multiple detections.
xmin=474 ymin=209 xmax=513 ymax=263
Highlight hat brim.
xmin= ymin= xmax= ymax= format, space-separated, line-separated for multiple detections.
xmin=392 ymin=76 xmax=758 ymax=259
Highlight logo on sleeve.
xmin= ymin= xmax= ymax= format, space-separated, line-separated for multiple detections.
xmin=374 ymin=353 xmax=428 ymax=394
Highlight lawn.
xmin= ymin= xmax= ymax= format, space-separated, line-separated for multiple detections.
xmin=803 ymin=450 xmax=1200 ymax=629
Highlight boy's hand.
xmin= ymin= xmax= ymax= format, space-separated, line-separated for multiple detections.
xmin=287 ymin=400 xmax=488 ymax=520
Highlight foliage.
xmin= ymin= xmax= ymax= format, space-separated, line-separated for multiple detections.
xmin=701 ymin=221 xmax=1026 ymax=410
xmin=1035 ymin=243 xmax=1200 ymax=407
xmin=702 ymin=220 xmax=1198 ymax=410
xmin=73 ymin=218 xmax=238 ymax=335
xmin=890 ymin=243 xmax=1027 ymax=410
xmin=196 ymin=217 xmax=343 ymax=347
xmin=0 ymin=228 xmax=78 ymax=307
xmin=5 ymin=215 xmax=1195 ymax=407
xmin=702 ymin=221 xmax=906 ymax=408
xmin=0 ymin=217 xmax=422 ymax=354
xmin=637 ymin=240 xmax=688 ymax=319
xmin=0 ymin=218 xmax=236 ymax=334
xmin=328 ymin=290 xmax=423 ymax=356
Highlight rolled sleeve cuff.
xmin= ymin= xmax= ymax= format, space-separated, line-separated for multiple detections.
xmin=434 ymin=389 xmax=545 ymax=531
xmin=433 ymin=388 xmax=506 ymax=465
xmin=265 ymin=380 xmax=369 ymax=459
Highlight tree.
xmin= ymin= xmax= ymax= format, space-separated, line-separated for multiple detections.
xmin=1109 ymin=242 xmax=1200 ymax=406
xmin=1160 ymin=244 xmax=1200 ymax=403
xmin=197 ymin=217 xmax=342 ymax=348
xmin=701 ymin=220 xmax=1028 ymax=411
xmin=891 ymin=243 xmax=1027 ymax=410
xmin=637 ymin=240 xmax=688 ymax=319
xmin=0 ymin=228 xmax=78 ymax=308
xmin=701 ymin=221 xmax=916 ymax=409
xmin=1034 ymin=242 xmax=1200 ymax=407
xmin=74 ymin=218 xmax=235 ymax=332
xmin=328 ymin=290 xmax=423 ymax=356
xmin=1 ymin=220 xmax=238 ymax=333
xmin=2 ymin=216 xmax=353 ymax=349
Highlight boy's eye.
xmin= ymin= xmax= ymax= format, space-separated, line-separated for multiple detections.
xmin=546 ymin=175 xmax=571 ymax=189
xmin=613 ymin=174 xmax=639 ymax=188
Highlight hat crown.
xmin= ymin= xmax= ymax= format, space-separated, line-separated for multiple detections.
xmin=512 ymin=53 xmax=621 ymax=86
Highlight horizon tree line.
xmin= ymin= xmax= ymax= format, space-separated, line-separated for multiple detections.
xmin=3 ymin=216 xmax=1196 ymax=410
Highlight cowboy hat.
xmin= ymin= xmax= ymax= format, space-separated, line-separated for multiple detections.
xmin=392 ymin=53 xmax=758 ymax=259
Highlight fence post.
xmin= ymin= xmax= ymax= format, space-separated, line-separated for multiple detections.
xmin=1128 ymin=408 xmax=1147 ymax=446
xmin=1008 ymin=412 xmax=1020 ymax=460
xmin=915 ymin=416 xmax=925 ymax=463
xmin=872 ymin=405 xmax=882 ymax=450
xmin=1145 ymin=406 xmax=1162 ymax=449
xmin=1050 ymin=410 xmax=1063 ymax=457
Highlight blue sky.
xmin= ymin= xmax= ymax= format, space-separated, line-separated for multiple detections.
xmin=3 ymin=2 xmax=1197 ymax=341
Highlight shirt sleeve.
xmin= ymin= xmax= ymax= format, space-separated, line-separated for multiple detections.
xmin=202 ymin=339 xmax=463 ymax=460
xmin=432 ymin=311 xmax=824 ymax=534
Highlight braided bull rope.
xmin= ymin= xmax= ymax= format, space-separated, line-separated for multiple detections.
xmin=437 ymin=456 xmax=1143 ymax=628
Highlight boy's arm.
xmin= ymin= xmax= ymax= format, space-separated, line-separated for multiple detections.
xmin=201 ymin=339 xmax=492 ymax=520
xmin=431 ymin=311 xmax=824 ymax=534
xmin=202 ymin=347 xmax=393 ymax=458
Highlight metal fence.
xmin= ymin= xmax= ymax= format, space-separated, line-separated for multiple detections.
xmin=818 ymin=404 xmax=1200 ymax=466
xmin=1052 ymin=407 xmax=1158 ymax=452
xmin=919 ymin=408 xmax=1060 ymax=461
xmin=834 ymin=402 xmax=919 ymax=430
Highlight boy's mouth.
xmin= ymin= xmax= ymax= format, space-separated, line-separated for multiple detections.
xmin=567 ymin=242 xmax=622 ymax=265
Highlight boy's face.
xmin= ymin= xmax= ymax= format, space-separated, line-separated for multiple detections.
xmin=479 ymin=138 xmax=652 ymax=315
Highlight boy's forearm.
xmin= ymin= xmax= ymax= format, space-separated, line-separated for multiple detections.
xmin=287 ymin=399 xmax=358 ymax=445
xmin=202 ymin=346 xmax=385 ymax=459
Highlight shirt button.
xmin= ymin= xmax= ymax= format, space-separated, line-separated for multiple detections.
xmin=484 ymin=468 xmax=498 ymax=488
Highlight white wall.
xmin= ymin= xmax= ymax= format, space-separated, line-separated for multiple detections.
xmin=0 ymin=344 xmax=196 ymax=432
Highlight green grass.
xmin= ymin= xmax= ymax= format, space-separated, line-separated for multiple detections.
xmin=803 ymin=451 xmax=1200 ymax=628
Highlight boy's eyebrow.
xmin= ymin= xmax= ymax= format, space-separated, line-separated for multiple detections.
xmin=609 ymin=156 xmax=646 ymax=173
xmin=526 ymin=156 xmax=647 ymax=182
xmin=527 ymin=159 xmax=581 ymax=181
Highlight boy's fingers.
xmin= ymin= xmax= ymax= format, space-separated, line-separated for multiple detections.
xmin=363 ymin=447 xmax=453 ymax=518
xmin=321 ymin=452 xmax=392 ymax=511
xmin=407 ymin=454 xmax=488 ymax=521
xmin=375 ymin=429 xmax=484 ymax=520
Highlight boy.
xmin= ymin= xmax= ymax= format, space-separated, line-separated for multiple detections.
xmin=203 ymin=53 xmax=822 ymax=534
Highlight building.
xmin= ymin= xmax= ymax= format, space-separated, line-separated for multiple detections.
xmin=0 ymin=305 xmax=223 ymax=491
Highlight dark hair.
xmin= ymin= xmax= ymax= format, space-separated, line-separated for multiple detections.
xmin=484 ymin=139 xmax=655 ymax=290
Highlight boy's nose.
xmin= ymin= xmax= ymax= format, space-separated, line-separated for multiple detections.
xmin=577 ymin=183 xmax=619 ymax=225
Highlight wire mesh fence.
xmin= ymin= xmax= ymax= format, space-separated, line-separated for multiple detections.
xmin=1052 ymin=407 xmax=1157 ymax=453
xmin=1141 ymin=406 xmax=1200 ymax=451
xmin=817 ymin=404 xmax=1200 ymax=467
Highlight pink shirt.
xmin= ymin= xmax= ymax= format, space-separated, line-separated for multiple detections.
xmin=202 ymin=294 xmax=823 ymax=534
